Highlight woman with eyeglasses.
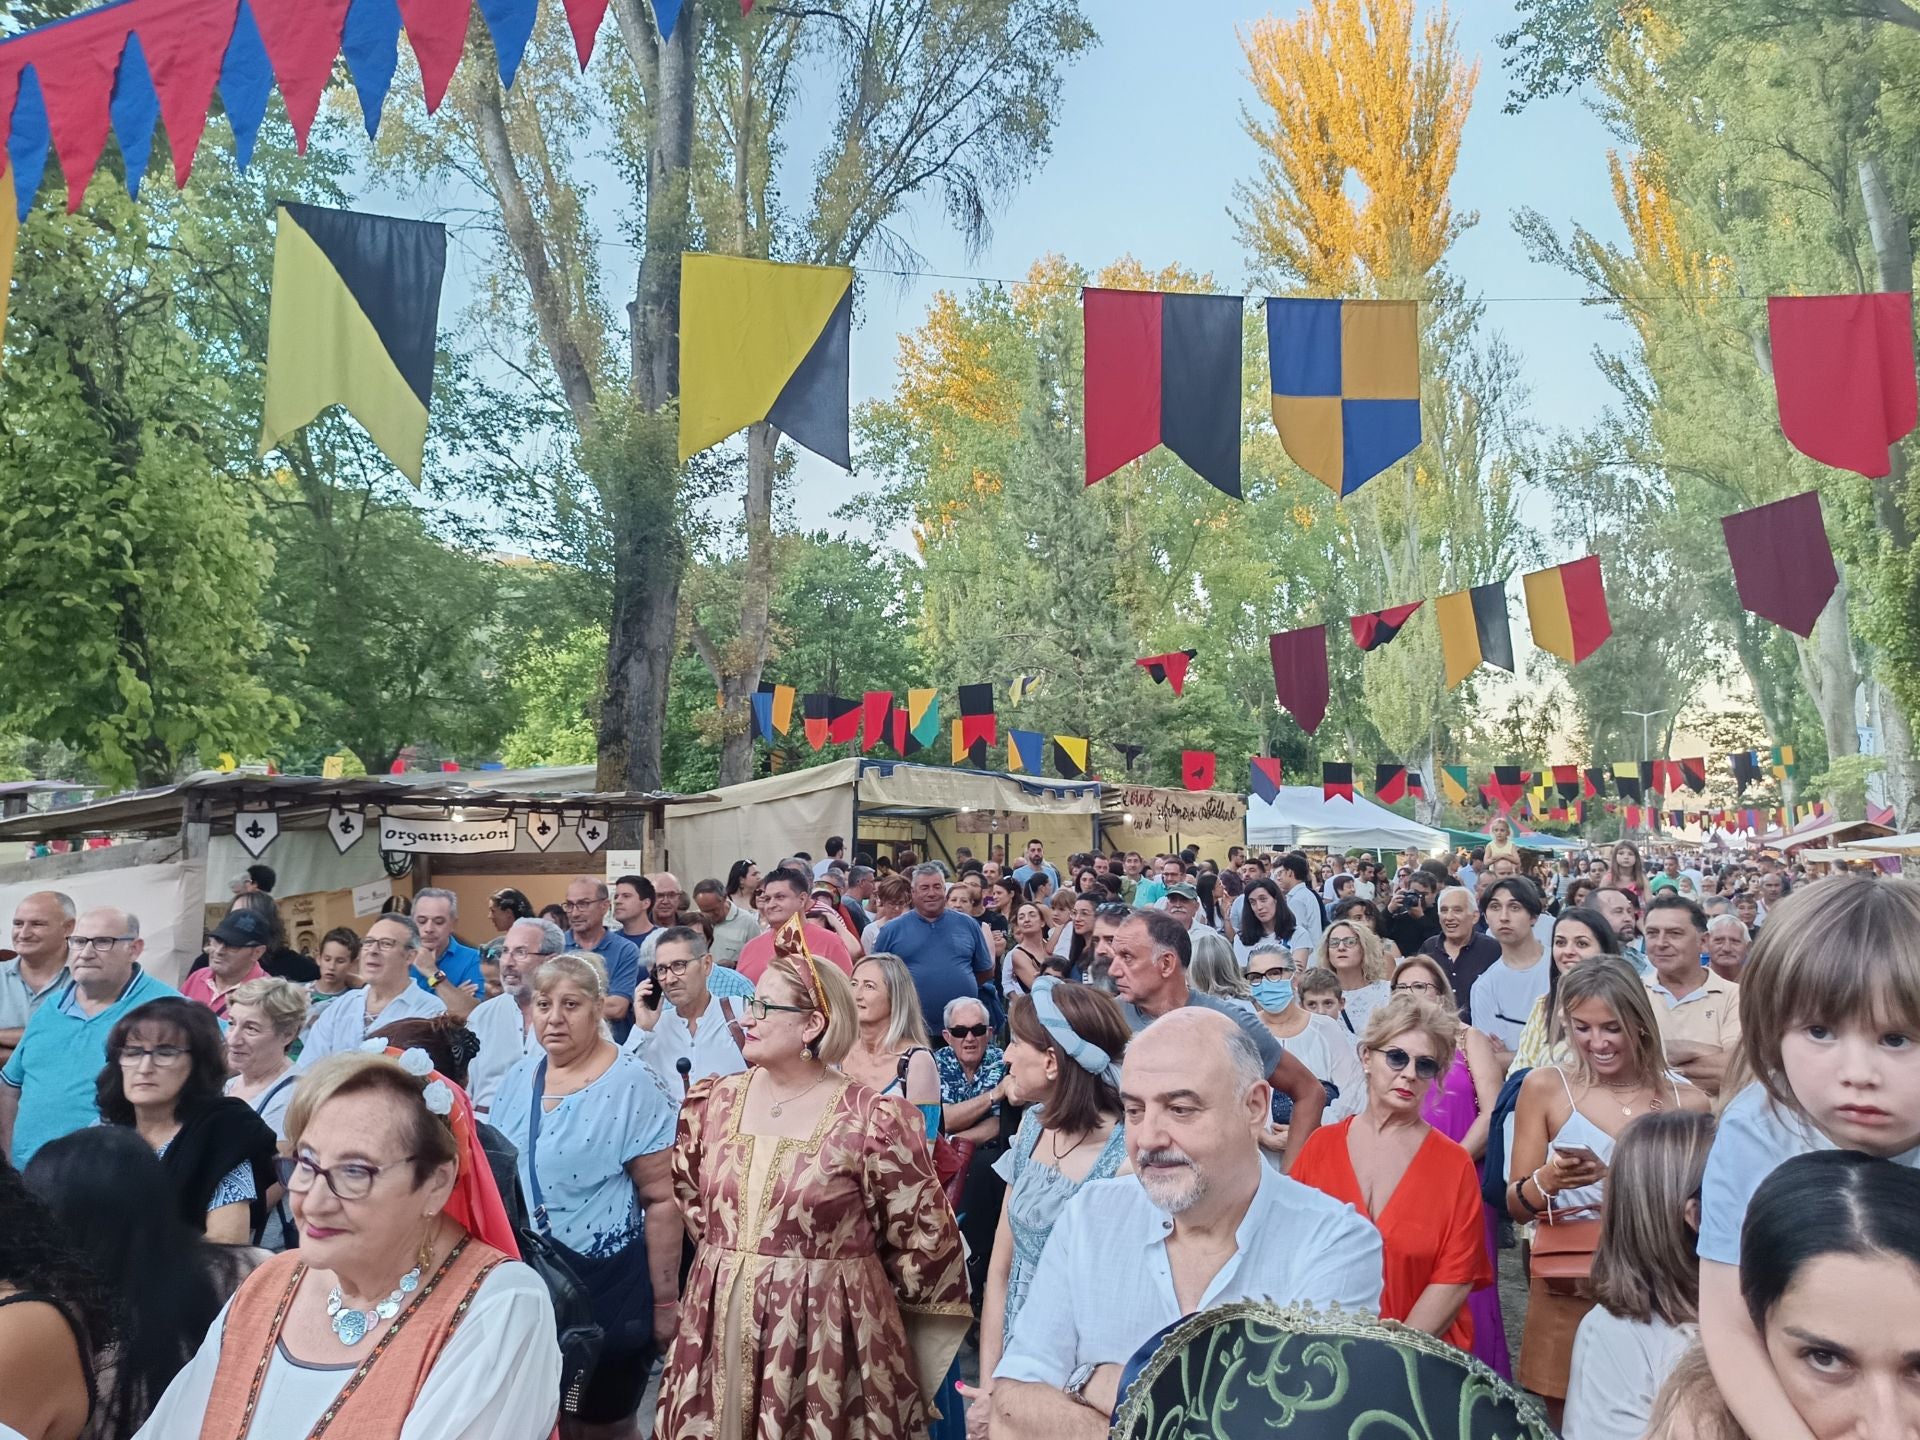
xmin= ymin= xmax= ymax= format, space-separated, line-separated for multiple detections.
xmin=490 ymin=953 xmax=680 ymax=1437
xmin=658 ymin=949 xmax=970 ymax=1440
xmin=297 ymin=915 xmax=446 ymax=1068
xmin=1242 ymin=941 xmax=1364 ymax=1126
xmin=1390 ymin=954 xmax=1511 ymax=1376
xmin=95 ymin=998 xmax=277 ymax=1245
xmin=1289 ymin=992 xmax=1493 ymax=1351
xmin=1310 ymin=918 xmax=1394 ymax=1036
xmin=131 ymin=1049 xmax=558 ymax=1440
xmin=1506 ymin=958 xmax=1710 ymax=1418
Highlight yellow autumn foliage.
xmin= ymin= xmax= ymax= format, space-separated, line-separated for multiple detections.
xmin=1237 ymin=0 xmax=1477 ymax=291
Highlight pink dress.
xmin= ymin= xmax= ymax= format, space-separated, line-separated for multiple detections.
xmin=1421 ymin=1049 xmax=1512 ymax=1378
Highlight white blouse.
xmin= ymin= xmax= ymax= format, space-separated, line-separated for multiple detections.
xmin=133 ymin=1262 xmax=560 ymax=1440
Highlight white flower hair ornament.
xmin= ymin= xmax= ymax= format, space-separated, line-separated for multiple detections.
xmin=422 ymin=1079 xmax=455 ymax=1116
xmin=397 ymin=1048 xmax=435 ymax=1077
xmin=358 ymin=1038 xmax=388 ymax=1055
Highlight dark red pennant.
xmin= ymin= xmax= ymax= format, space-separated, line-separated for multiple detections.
xmin=1136 ymin=649 xmax=1197 ymax=696
xmin=1681 ymin=757 xmax=1707 ymax=793
xmin=1323 ymin=761 xmax=1354 ymax=802
xmin=1349 ymin=601 xmax=1424 ymax=652
xmin=1269 ymin=625 xmax=1330 ymax=734
xmin=891 ymin=710 xmax=912 ymax=756
xmin=1375 ymin=765 xmax=1408 ymax=805
xmin=1721 ymin=491 xmax=1840 ymax=638
xmin=826 ymin=696 xmax=862 ymax=746
xmin=1552 ymin=764 xmax=1580 ymax=802
xmin=860 ymin=691 xmax=894 ymax=754
xmin=1182 ymin=750 xmax=1217 ymax=791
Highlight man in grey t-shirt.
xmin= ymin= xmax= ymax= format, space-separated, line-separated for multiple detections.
xmin=1109 ymin=908 xmax=1327 ymax=1163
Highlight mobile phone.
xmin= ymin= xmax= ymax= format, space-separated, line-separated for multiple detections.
xmin=1551 ymin=1142 xmax=1599 ymax=1166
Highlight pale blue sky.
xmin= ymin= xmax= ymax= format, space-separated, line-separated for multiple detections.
xmin=772 ymin=0 xmax=1631 ymax=531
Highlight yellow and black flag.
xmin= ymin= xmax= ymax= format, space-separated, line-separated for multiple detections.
xmin=259 ymin=204 xmax=447 ymax=483
xmin=1434 ymin=582 xmax=1515 ymax=688
xmin=679 ymin=254 xmax=853 ymax=468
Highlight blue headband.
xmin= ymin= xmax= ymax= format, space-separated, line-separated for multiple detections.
xmin=1030 ymin=977 xmax=1119 ymax=1084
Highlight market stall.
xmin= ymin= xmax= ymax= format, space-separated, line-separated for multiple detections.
xmin=1245 ymin=786 xmax=1446 ymax=854
xmin=663 ymin=758 xmax=1102 ymax=881
xmin=0 ymin=769 xmax=695 ymax=984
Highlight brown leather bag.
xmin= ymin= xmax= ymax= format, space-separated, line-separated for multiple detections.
xmin=1529 ymin=1205 xmax=1602 ymax=1295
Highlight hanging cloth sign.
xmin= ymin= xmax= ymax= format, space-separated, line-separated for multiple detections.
xmin=376 ymin=817 xmax=518 ymax=854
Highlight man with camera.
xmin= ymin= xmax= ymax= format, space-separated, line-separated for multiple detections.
xmin=1380 ymin=868 xmax=1442 ymax=957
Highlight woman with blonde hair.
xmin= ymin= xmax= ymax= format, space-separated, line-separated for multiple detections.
xmin=1310 ymin=916 xmax=1394 ymax=1035
xmin=1506 ymin=959 xmax=1710 ymax=1419
xmin=841 ymin=953 xmax=940 ymax=1122
xmin=1564 ymin=1109 xmax=1715 ymax=1440
xmin=1188 ymin=928 xmax=1250 ymax=1001
xmin=1290 ymin=993 xmax=1493 ymax=1349
xmin=660 ymin=948 xmax=970 ymax=1440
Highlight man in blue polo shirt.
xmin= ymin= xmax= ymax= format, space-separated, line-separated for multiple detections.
xmin=0 ymin=904 xmax=177 ymax=1165
xmin=410 ymin=887 xmax=484 ymax=1019
xmin=564 ymin=874 xmax=643 ymax=1044
xmin=873 ymin=863 xmax=993 ymax=1038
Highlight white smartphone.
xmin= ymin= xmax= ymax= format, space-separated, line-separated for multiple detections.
xmin=1551 ymin=1142 xmax=1600 ymax=1166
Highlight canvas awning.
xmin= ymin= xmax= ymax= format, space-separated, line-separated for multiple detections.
xmin=1246 ymin=787 xmax=1445 ymax=852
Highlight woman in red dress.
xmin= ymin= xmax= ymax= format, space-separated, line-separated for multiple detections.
xmin=1289 ymin=991 xmax=1492 ymax=1351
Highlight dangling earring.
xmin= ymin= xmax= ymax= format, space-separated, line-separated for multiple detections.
xmin=417 ymin=1230 xmax=435 ymax=1273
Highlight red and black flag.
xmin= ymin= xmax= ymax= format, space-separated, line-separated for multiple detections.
xmin=1269 ymin=625 xmax=1330 ymax=735
xmin=1681 ymin=757 xmax=1707 ymax=794
xmin=1582 ymin=766 xmax=1604 ymax=799
xmin=1349 ymin=601 xmax=1423 ymax=652
xmin=1182 ymin=750 xmax=1217 ymax=792
xmin=1136 ymin=649 xmax=1197 ymax=696
xmin=1486 ymin=767 xmax=1529 ymax=810
xmin=958 ymin=684 xmax=997 ymax=751
xmin=1375 ymin=764 xmax=1409 ymax=804
xmin=826 ymin=697 xmax=862 ymax=747
xmin=860 ymin=691 xmax=895 ymax=754
xmin=1250 ymin=757 xmax=1283 ymax=803
xmin=1407 ymin=771 xmax=1427 ymax=799
xmin=889 ymin=710 xmax=917 ymax=757
xmin=1323 ymin=762 xmax=1355 ymax=802
xmin=1552 ymin=764 xmax=1581 ymax=803
xmin=1084 ymin=288 xmax=1244 ymax=499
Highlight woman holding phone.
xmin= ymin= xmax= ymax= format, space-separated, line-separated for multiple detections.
xmin=1505 ymin=958 xmax=1710 ymax=1420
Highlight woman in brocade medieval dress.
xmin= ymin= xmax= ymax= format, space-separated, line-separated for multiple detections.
xmin=658 ymin=931 xmax=971 ymax=1440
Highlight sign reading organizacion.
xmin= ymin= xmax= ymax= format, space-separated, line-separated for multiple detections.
xmin=377 ymin=818 xmax=519 ymax=854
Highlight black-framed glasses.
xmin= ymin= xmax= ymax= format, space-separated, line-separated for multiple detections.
xmin=275 ymin=1152 xmax=415 ymax=1201
xmin=117 ymin=1045 xmax=186 ymax=1067
xmin=1392 ymin=980 xmax=1439 ymax=996
xmin=654 ymin=957 xmax=702 ymax=978
xmin=1377 ymin=1047 xmax=1443 ymax=1081
xmin=69 ymin=935 xmax=135 ymax=952
xmin=745 ymin=996 xmax=816 ymax=1022
xmin=1246 ymin=966 xmax=1293 ymax=985
xmin=946 ymin=1024 xmax=990 ymax=1039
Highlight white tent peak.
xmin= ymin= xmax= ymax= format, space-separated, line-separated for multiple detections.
xmin=1246 ymin=786 xmax=1445 ymax=853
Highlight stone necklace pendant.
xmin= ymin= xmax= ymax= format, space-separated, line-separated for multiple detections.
xmin=327 ymin=1263 xmax=423 ymax=1346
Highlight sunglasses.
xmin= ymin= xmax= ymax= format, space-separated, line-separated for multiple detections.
xmin=946 ymin=1024 xmax=991 ymax=1039
xmin=1377 ymin=1047 xmax=1443 ymax=1082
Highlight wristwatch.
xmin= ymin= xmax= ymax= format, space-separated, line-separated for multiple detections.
xmin=1065 ymin=1362 xmax=1098 ymax=1405
xmin=426 ymin=970 xmax=448 ymax=990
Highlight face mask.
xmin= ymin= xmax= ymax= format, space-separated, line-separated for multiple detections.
xmin=1251 ymin=978 xmax=1295 ymax=1014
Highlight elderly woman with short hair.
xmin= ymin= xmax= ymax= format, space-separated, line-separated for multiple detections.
xmin=1289 ymin=992 xmax=1494 ymax=1350
xmin=224 ymin=977 xmax=310 ymax=1139
xmin=489 ymin=953 xmax=681 ymax=1438
xmin=133 ymin=1049 xmax=558 ymax=1438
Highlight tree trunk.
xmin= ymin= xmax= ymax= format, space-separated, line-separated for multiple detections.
xmin=1796 ymin=572 xmax=1861 ymax=773
xmin=1859 ymin=153 xmax=1917 ymax=549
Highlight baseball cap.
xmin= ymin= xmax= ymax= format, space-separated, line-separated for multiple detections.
xmin=1164 ymin=882 xmax=1200 ymax=900
xmin=210 ymin=910 xmax=274 ymax=948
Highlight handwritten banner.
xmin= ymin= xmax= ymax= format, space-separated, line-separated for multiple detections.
xmin=1113 ymin=786 xmax=1246 ymax=832
xmin=377 ymin=817 xmax=519 ymax=854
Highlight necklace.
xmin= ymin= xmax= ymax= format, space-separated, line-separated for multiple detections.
xmin=765 ymin=1069 xmax=829 ymax=1118
xmin=326 ymin=1238 xmax=431 ymax=1346
xmin=1048 ymin=1126 xmax=1088 ymax=1163
xmin=1596 ymin=1077 xmax=1660 ymax=1117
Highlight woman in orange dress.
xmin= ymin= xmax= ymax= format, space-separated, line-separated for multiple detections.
xmin=1289 ymin=991 xmax=1492 ymax=1351
xmin=658 ymin=938 xmax=971 ymax=1440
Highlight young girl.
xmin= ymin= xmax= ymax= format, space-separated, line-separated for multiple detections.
xmin=302 ymin=925 xmax=362 ymax=1033
xmin=1697 ymin=876 xmax=1920 ymax=1440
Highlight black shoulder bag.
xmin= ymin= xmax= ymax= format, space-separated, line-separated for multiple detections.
xmin=516 ymin=1063 xmax=606 ymax=1414
xmin=524 ymin=1058 xmax=658 ymax=1358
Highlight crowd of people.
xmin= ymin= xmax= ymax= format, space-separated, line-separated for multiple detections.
xmin=1 ymin=828 xmax=1917 ymax=1440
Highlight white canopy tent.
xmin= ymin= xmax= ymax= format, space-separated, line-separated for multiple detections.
xmin=1246 ymin=786 xmax=1446 ymax=853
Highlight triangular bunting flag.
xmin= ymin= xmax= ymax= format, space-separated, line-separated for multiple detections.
xmin=1136 ymin=649 xmax=1197 ymax=696
xmin=1269 ymin=625 xmax=1330 ymax=734
xmin=1250 ymin=757 xmax=1283 ymax=804
xmin=1349 ymin=601 xmax=1423 ymax=652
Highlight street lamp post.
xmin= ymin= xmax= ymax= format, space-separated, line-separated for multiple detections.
xmin=1622 ymin=709 xmax=1669 ymax=837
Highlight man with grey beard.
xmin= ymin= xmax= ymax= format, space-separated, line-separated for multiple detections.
xmin=984 ymin=1009 xmax=1382 ymax=1434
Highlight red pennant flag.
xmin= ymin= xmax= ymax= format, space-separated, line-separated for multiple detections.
xmin=1768 ymin=293 xmax=1917 ymax=477
xmin=803 ymin=693 xmax=830 ymax=750
xmin=1552 ymin=764 xmax=1581 ymax=802
xmin=1722 ymin=491 xmax=1840 ymax=638
xmin=957 ymin=683 xmax=997 ymax=750
xmin=860 ymin=691 xmax=894 ymax=754
xmin=440 ymin=759 xmax=459 ymax=772
xmin=252 ymin=0 xmax=354 ymax=151
xmin=1250 ymin=757 xmax=1283 ymax=804
xmin=1349 ymin=601 xmax=1423 ymax=652
xmin=397 ymin=0 xmax=472 ymax=112
xmin=389 ymin=758 xmax=406 ymax=774
xmin=1269 ymin=625 xmax=1330 ymax=735
xmin=134 ymin=0 xmax=242 ymax=187
xmin=826 ymin=696 xmax=862 ymax=747
xmin=1136 ymin=649 xmax=1197 ymax=696
xmin=559 ymin=0 xmax=611 ymax=66
xmin=1181 ymin=750 xmax=1217 ymax=791
xmin=1626 ymin=805 xmax=1643 ymax=829
xmin=1583 ymin=767 xmax=1603 ymax=799
xmin=1486 ymin=766 xmax=1530 ymax=810
xmin=1323 ymin=761 xmax=1355 ymax=803
xmin=1375 ymin=764 xmax=1408 ymax=805
xmin=1680 ymin=757 xmax=1707 ymax=793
